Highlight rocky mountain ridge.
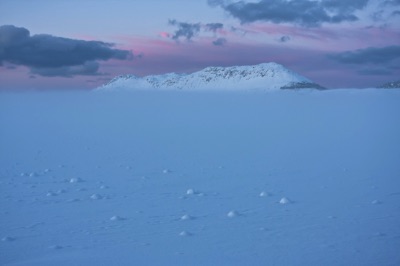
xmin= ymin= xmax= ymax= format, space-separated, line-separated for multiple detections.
xmin=98 ymin=63 xmax=325 ymax=91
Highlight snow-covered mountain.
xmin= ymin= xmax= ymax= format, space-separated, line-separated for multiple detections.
xmin=378 ymin=80 xmax=400 ymax=89
xmin=97 ymin=63 xmax=325 ymax=91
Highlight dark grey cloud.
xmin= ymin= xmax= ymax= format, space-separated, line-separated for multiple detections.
xmin=322 ymin=0 xmax=369 ymax=11
xmin=168 ymin=20 xmax=227 ymax=41
xmin=371 ymin=10 xmax=384 ymax=21
xmin=209 ymin=0 xmax=370 ymax=27
xmin=30 ymin=61 xmax=101 ymax=77
xmin=230 ymin=26 xmax=248 ymax=36
xmin=212 ymin=37 xmax=227 ymax=46
xmin=328 ymin=45 xmax=400 ymax=64
xmin=168 ymin=20 xmax=227 ymax=44
xmin=205 ymin=23 xmax=224 ymax=32
xmin=279 ymin=35 xmax=291 ymax=42
xmin=392 ymin=10 xmax=400 ymax=16
xmin=168 ymin=19 xmax=201 ymax=40
xmin=0 ymin=25 xmax=132 ymax=77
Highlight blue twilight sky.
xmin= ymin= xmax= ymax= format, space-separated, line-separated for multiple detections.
xmin=0 ymin=0 xmax=399 ymax=89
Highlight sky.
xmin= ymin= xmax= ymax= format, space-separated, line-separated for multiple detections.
xmin=0 ymin=0 xmax=399 ymax=90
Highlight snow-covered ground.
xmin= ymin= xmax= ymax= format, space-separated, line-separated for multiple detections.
xmin=1 ymin=89 xmax=400 ymax=265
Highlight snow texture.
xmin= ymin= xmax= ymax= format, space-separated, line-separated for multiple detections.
xmin=378 ymin=80 xmax=400 ymax=89
xmin=97 ymin=62 xmax=323 ymax=91
xmin=1 ymin=89 xmax=400 ymax=265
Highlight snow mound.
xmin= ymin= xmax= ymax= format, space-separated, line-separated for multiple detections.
xmin=69 ymin=177 xmax=83 ymax=183
xmin=279 ymin=197 xmax=291 ymax=204
xmin=97 ymin=63 xmax=324 ymax=91
xmin=1 ymin=236 xmax=15 ymax=242
xmin=110 ymin=215 xmax=125 ymax=221
xmin=90 ymin=194 xmax=103 ymax=200
xmin=180 ymin=214 xmax=193 ymax=220
xmin=179 ymin=231 xmax=192 ymax=237
xmin=227 ymin=210 xmax=240 ymax=218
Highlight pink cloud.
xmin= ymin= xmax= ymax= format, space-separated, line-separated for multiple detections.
xmin=95 ymin=34 xmax=400 ymax=89
xmin=158 ymin=32 xmax=171 ymax=38
xmin=98 ymin=36 xmax=323 ymax=80
xmin=8 ymin=26 xmax=396 ymax=90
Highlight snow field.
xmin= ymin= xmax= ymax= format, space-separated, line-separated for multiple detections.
xmin=0 ymin=89 xmax=400 ymax=265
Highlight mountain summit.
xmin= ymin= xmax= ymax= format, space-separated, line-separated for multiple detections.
xmin=97 ymin=62 xmax=325 ymax=91
xmin=378 ymin=80 xmax=400 ymax=89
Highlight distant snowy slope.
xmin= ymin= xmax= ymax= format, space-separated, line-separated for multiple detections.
xmin=97 ymin=63 xmax=325 ymax=91
xmin=378 ymin=80 xmax=400 ymax=89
